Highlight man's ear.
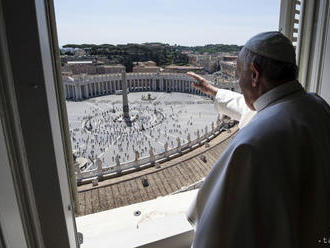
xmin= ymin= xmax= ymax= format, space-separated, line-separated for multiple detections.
xmin=250 ymin=63 xmax=261 ymax=88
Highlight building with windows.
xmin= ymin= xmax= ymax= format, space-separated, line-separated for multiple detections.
xmin=163 ymin=64 xmax=205 ymax=74
xmin=62 ymin=61 xmax=125 ymax=75
xmin=219 ymin=60 xmax=237 ymax=79
xmin=95 ymin=64 xmax=125 ymax=74
xmin=132 ymin=65 xmax=161 ymax=73
xmin=62 ymin=60 xmax=97 ymax=74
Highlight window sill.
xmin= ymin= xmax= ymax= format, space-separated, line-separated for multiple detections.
xmin=76 ymin=189 xmax=197 ymax=248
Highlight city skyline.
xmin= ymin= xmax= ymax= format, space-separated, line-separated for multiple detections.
xmin=54 ymin=0 xmax=281 ymax=46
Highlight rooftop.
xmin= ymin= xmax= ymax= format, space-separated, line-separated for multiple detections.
xmin=165 ymin=65 xmax=204 ymax=70
xmin=102 ymin=65 xmax=125 ymax=68
xmin=67 ymin=60 xmax=93 ymax=64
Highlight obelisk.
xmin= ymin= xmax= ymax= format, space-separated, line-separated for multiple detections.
xmin=121 ymin=71 xmax=130 ymax=120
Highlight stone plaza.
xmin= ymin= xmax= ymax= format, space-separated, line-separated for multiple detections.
xmin=66 ymin=91 xmax=220 ymax=177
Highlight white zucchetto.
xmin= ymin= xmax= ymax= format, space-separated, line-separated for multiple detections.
xmin=244 ymin=31 xmax=296 ymax=64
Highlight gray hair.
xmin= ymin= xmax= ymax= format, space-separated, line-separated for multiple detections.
xmin=238 ymin=47 xmax=298 ymax=86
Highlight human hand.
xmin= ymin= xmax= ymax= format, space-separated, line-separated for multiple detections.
xmin=186 ymin=72 xmax=218 ymax=97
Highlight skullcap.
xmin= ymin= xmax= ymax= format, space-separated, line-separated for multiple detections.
xmin=244 ymin=31 xmax=296 ymax=64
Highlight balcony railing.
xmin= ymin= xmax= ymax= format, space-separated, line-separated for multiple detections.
xmin=76 ymin=120 xmax=233 ymax=183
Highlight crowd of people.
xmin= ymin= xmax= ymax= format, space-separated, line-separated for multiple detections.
xmin=67 ymin=92 xmax=219 ymax=172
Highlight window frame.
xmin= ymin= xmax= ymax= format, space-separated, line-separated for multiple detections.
xmin=0 ymin=0 xmax=78 ymax=247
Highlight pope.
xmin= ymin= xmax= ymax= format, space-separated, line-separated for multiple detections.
xmin=186 ymin=31 xmax=330 ymax=248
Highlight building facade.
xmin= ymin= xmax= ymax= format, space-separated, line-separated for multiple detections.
xmin=132 ymin=61 xmax=161 ymax=73
xmin=96 ymin=65 xmax=125 ymax=74
xmin=163 ymin=65 xmax=205 ymax=74
xmin=63 ymin=72 xmax=239 ymax=101
xmin=62 ymin=61 xmax=97 ymax=74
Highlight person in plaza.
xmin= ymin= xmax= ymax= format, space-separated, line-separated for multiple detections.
xmin=186 ymin=31 xmax=330 ymax=248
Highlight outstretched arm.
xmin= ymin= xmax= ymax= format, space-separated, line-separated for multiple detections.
xmin=186 ymin=72 xmax=251 ymax=122
xmin=186 ymin=71 xmax=219 ymax=97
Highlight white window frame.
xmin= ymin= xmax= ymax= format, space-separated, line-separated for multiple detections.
xmin=281 ymin=0 xmax=330 ymax=101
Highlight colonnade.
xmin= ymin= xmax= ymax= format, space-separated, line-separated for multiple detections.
xmin=64 ymin=72 xmax=221 ymax=100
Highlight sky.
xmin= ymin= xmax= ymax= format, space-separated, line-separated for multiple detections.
xmin=54 ymin=0 xmax=281 ymax=47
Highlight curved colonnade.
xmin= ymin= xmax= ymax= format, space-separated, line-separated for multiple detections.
xmin=63 ymin=72 xmax=237 ymax=100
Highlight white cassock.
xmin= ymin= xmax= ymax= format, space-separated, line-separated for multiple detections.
xmin=213 ymin=88 xmax=255 ymax=129
xmin=187 ymin=81 xmax=330 ymax=248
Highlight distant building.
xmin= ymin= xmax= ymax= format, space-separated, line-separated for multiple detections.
xmin=67 ymin=61 xmax=93 ymax=65
xmin=74 ymin=49 xmax=86 ymax=56
xmin=132 ymin=61 xmax=161 ymax=73
xmin=62 ymin=61 xmax=125 ymax=75
xmin=133 ymin=66 xmax=161 ymax=73
xmin=96 ymin=56 xmax=110 ymax=64
xmin=163 ymin=65 xmax=205 ymax=74
xmin=223 ymin=55 xmax=238 ymax=62
xmin=133 ymin=61 xmax=157 ymax=66
xmin=219 ymin=58 xmax=237 ymax=80
xmin=188 ymin=54 xmax=211 ymax=66
xmin=187 ymin=54 xmax=221 ymax=73
xmin=96 ymin=65 xmax=125 ymax=74
xmin=63 ymin=61 xmax=97 ymax=74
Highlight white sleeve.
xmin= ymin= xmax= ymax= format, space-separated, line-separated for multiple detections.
xmin=214 ymin=89 xmax=256 ymax=128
